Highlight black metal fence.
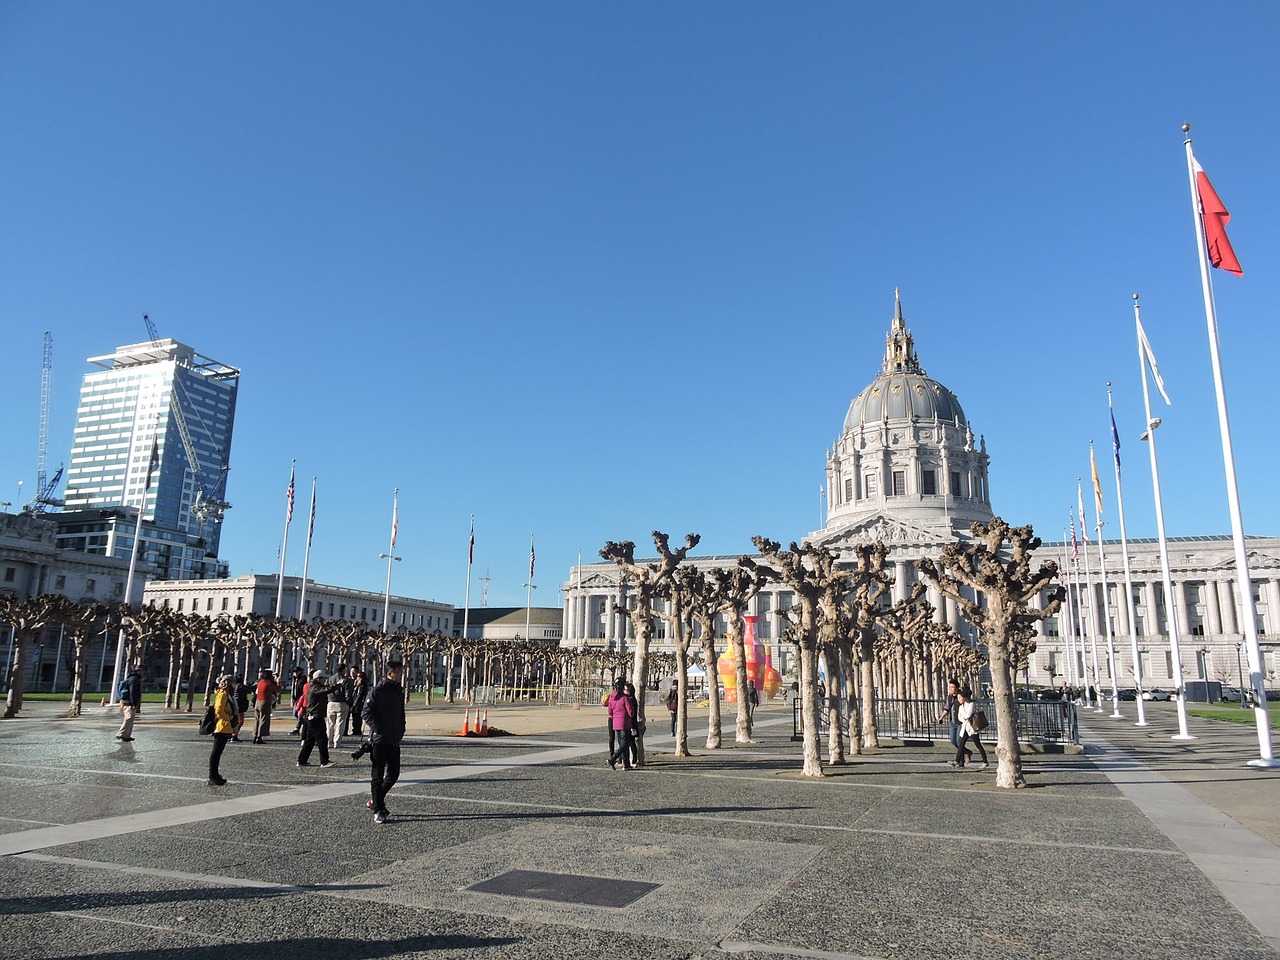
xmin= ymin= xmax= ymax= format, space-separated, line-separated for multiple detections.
xmin=792 ymin=696 xmax=1079 ymax=745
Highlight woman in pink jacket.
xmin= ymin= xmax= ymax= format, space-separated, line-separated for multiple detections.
xmin=606 ymin=679 xmax=637 ymax=771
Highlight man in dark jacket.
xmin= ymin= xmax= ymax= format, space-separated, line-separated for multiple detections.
xmin=115 ymin=668 xmax=143 ymax=741
xmin=362 ymin=660 xmax=406 ymax=824
xmin=296 ymin=670 xmax=334 ymax=768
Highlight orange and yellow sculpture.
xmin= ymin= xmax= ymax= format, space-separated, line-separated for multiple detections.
xmin=717 ymin=615 xmax=783 ymax=701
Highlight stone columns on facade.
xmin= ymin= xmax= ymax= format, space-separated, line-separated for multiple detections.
xmin=1218 ymin=579 xmax=1238 ymax=635
xmin=1205 ymin=580 xmax=1223 ymax=636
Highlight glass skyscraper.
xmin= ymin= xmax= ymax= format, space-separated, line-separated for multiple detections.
xmin=57 ymin=339 xmax=239 ymax=582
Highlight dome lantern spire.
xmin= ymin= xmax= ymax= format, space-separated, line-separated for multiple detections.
xmin=883 ymin=289 xmax=922 ymax=374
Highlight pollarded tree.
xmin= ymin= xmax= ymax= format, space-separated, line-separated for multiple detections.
xmin=752 ymin=537 xmax=842 ymax=777
xmin=655 ymin=565 xmax=705 ymax=757
xmin=707 ymin=559 xmax=769 ymax=744
xmin=916 ymin=518 xmax=1065 ymax=788
xmin=1 ymin=594 xmax=66 ymax=718
xmin=840 ymin=542 xmax=894 ymax=750
xmin=601 ymin=531 xmax=700 ymax=767
xmin=62 ymin=600 xmax=112 ymax=717
xmin=877 ymin=586 xmax=930 ymax=700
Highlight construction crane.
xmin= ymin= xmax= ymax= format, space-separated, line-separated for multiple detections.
xmin=142 ymin=314 xmax=232 ymax=544
xmin=27 ymin=332 xmax=65 ymax=514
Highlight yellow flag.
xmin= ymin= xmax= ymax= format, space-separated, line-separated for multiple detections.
xmin=1090 ymin=446 xmax=1103 ymax=516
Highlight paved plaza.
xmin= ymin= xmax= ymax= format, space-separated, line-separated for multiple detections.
xmin=0 ymin=697 xmax=1278 ymax=960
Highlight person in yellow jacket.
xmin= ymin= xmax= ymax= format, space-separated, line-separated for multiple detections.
xmin=208 ymin=675 xmax=236 ymax=787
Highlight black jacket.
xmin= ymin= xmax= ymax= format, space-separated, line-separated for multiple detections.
xmin=361 ymin=678 xmax=405 ymax=744
xmin=304 ymin=680 xmax=329 ymax=720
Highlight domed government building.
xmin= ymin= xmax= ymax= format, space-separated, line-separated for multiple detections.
xmin=561 ymin=296 xmax=1280 ymax=697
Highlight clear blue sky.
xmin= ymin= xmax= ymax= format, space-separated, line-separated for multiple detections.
xmin=2 ymin=3 xmax=1277 ymax=608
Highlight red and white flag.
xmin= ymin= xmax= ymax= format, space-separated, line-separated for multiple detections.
xmin=529 ymin=535 xmax=536 ymax=580
xmin=285 ymin=465 xmax=295 ymax=525
xmin=468 ymin=516 xmax=475 ymax=565
xmin=1191 ymin=152 xmax=1243 ymax=276
xmin=390 ymin=493 xmax=398 ymax=550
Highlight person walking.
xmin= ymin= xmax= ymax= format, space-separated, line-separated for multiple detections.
xmin=606 ymin=679 xmax=637 ymax=771
xmin=289 ymin=666 xmax=307 ymax=735
xmin=327 ymin=668 xmax=351 ymax=748
xmin=297 ymin=670 xmax=334 ymax=768
xmin=665 ymin=682 xmax=679 ymax=736
xmin=232 ymin=675 xmax=249 ymax=742
xmin=208 ymin=675 xmax=236 ymax=786
xmin=362 ymin=659 xmax=406 ymax=824
xmin=952 ymin=686 xmax=989 ymax=770
xmin=347 ymin=667 xmax=368 ymax=737
xmin=115 ymin=667 xmax=143 ymax=742
xmin=937 ymin=677 xmax=968 ymax=763
xmin=252 ymin=668 xmax=280 ymax=744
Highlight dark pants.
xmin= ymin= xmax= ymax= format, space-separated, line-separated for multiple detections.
xmin=209 ymin=733 xmax=231 ymax=780
xmin=370 ymin=740 xmax=401 ymax=813
xmin=348 ymin=699 xmax=366 ymax=736
xmin=957 ymin=732 xmax=987 ymax=766
xmin=608 ymin=727 xmax=633 ymax=770
xmin=297 ymin=716 xmax=329 ymax=765
xmin=669 ymin=711 xmax=677 ymax=735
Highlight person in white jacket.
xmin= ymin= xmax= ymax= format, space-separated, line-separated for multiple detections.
xmin=952 ymin=687 xmax=989 ymax=770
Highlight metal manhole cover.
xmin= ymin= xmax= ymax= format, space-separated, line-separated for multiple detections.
xmin=466 ymin=869 xmax=659 ymax=908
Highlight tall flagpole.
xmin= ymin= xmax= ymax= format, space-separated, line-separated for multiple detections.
xmin=110 ymin=416 xmax=160 ymax=705
xmin=296 ymin=478 xmax=317 ymax=622
xmin=1069 ymin=512 xmax=1091 ymax=703
xmin=380 ymin=488 xmax=401 ymax=639
xmin=462 ymin=516 xmax=474 ymax=643
xmin=523 ymin=534 xmax=537 ymax=642
xmin=274 ymin=461 xmax=295 ymax=620
xmin=1089 ymin=444 xmax=1122 ymax=718
xmin=1182 ymin=127 xmax=1275 ymax=765
xmin=1110 ymin=379 xmax=1148 ymax=726
xmin=1135 ymin=297 xmax=1193 ymax=741
xmin=1076 ymin=489 xmax=1104 ymax=713
xmin=1058 ymin=535 xmax=1078 ymax=690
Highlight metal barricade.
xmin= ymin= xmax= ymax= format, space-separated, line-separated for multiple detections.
xmin=793 ymin=696 xmax=1079 ymax=745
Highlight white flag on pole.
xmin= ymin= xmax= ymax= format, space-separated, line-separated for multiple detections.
xmin=1136 ymin=316 xmax=1172 ymax=405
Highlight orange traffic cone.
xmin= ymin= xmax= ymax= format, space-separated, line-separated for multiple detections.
xmin=461 ymin=706 xmax=471 ymax=736
xmin=479 ymin=709 xmax=489 ymax=736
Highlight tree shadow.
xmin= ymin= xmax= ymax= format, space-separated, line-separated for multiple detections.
xmin=0 ymin=883 xmax=387 ymax=915
xmin=31 ymin=934 xmax=518 ymax=960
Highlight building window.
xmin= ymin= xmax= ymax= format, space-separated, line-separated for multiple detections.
xmin=339 ymin=604 xmax=346 ymax=619
xmin=1165 ymin=650 xmax=1173 ymax=678
xmin=221 ymin=597 xmax=229 ymax=611
xmin=950 ymin=471 xmax=962 ymax=497
xmin=207 ymin=597 xmax=214 ymax=612
xmin=55 ymin=574 xmax=66 ymax=589
xmin=177 ymin=598 xmax=183 ymax=611
xmin=1043 ymin=616 xmax=1059 ymax=637
xmin=892 ymin=470 xmax=906 ymax=497
xmin=4 ymin=568 xmax=16 ymax=583
xmin=865 ymin=473 xmax=878 ymax=498
xmin=237 ymin=596 xmax=244 ymax=610
xmin=86 ymin=578 xmax=96 ymax=593
xmin=361 ymin=607 xmax=368 ymax=621
xmin=921 ymin=469 xmax=937 ymax=496
xmin=844 ymin=478 xmax=853 ymax=502
xmin=1139 ymin=650 xmax=1152 ymax=680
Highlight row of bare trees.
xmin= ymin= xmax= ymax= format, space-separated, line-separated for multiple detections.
xmin=601 ymin=518 xmax=1062 ymax=789
xmin=0 ymin=599 xmax=637 ymax=721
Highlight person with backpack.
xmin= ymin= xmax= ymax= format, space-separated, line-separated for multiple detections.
xmin=952 ymin=686 xmax=989 ymax=770
xmin=115 ymin=667 xmax=143 ymax=742
xmin=606 ymin=679 xmax=637 ymax=771
xmin=208 ymin=674 xmax=236 ymax=787
xmin=296 ymin=670 xmax=335 ymax=768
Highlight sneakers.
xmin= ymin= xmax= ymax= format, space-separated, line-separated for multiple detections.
xmin=115 ymin=735 xmax=134 ymax=742
xmin=208 ymin=776 xmax=227 ymax=787
xmin=373 ymin=810 xmax=388 ymax=824
xmin=320 ymin=761 xmax=335 ymax=769
xmin=948 ymin=760 xmax=959 ymax=767
xmin=607 ymin=759 xmax=616 ymax=770
xmin=367 ymin=799 xmax=376 ymax=810
xmin=978 ymin=762 xmax=990 ymax=770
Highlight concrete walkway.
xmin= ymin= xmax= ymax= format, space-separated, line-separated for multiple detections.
xmin=0 ymin=697 xmax=1276 ymax=959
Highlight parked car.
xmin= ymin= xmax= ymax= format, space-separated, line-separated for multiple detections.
xmin=1117 ymin=688 xmax=1138 ymax=701
xmin=1142 ymin=688 xmax=1173 ymax=701
xmin=1219 ymin=686 xmax=1243 ymax=702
